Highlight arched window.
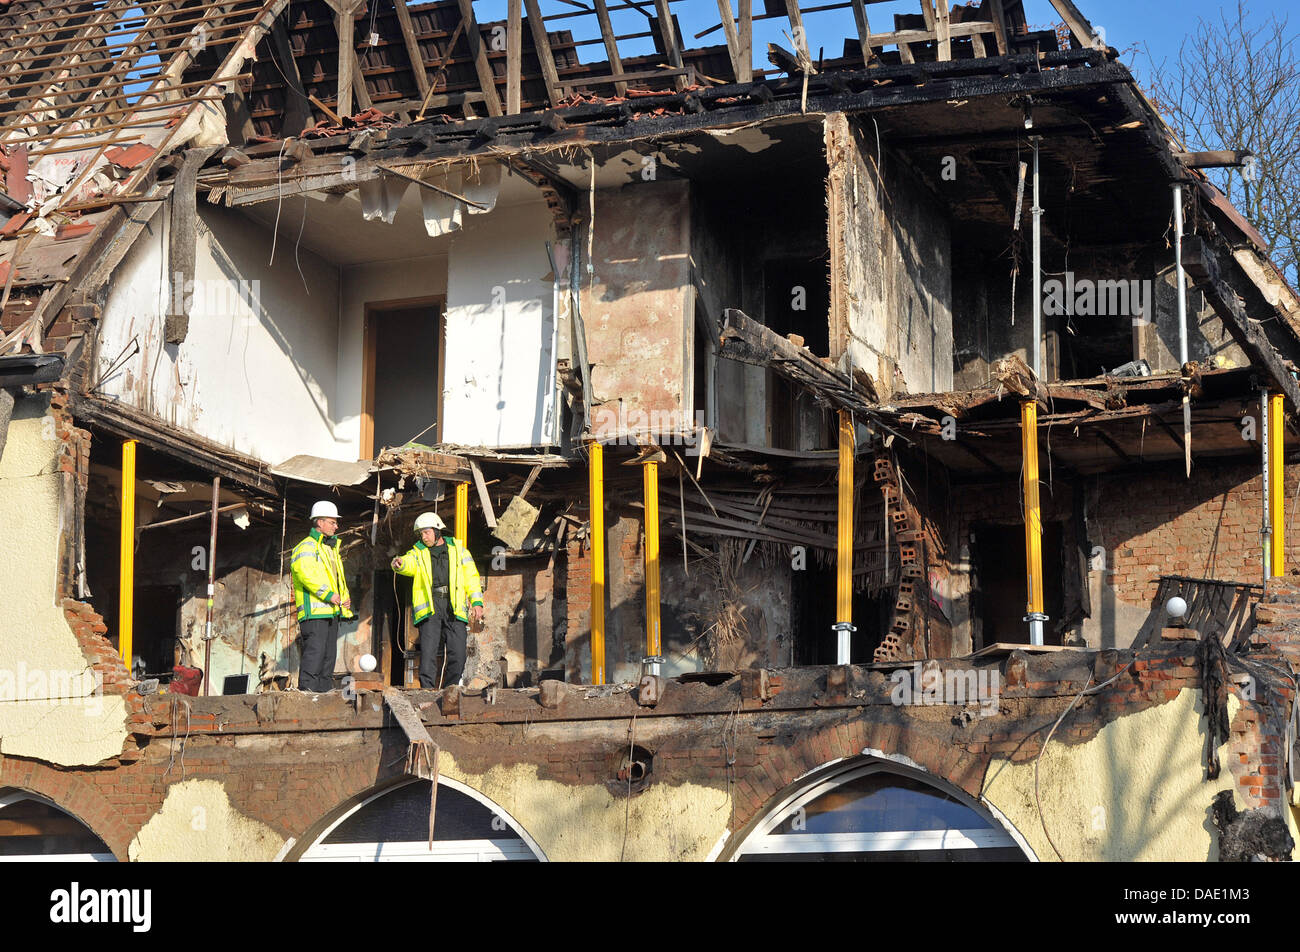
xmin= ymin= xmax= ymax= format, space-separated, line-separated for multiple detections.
xmin=730 ymin=758 xmax=1031 ymax=862
xmin=301 ymin=778 xmax=544 ymax=862
xmin=0 ymin=792 xmax=115 ymax=862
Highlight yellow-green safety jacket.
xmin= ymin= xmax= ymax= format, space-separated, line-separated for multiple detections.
xmin=292 ymin=528 xmax=353 ymax=622
xmin=393 ymin=535 xmax=483 ymax=625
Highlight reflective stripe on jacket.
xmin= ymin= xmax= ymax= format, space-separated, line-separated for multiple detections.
xmin=292 ymin=528 xmax=353 ymax=622
xmin=393 ymin=535 xmax=484 ymax=624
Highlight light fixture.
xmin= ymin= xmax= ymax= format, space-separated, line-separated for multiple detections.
xmin=1165 ymin=596 xmax=1188 ymax=625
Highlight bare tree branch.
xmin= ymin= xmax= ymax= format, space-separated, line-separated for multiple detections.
xmin=1147 ymin=0 xmax=1299 ymax=285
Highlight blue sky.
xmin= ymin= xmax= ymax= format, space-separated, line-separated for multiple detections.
xmin=473 ymin=0 xmax=1292 ymax=92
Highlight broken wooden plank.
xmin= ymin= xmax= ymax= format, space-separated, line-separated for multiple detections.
xmin=506 ymin=0 xmax=523 ymax=112
xmin=523 ymin=0 xmax=564 ymax=106
xmin=394 ymin=0 xmax=432 ymax=98
xmin=987 ymin=0 xmax=1009 ymax=54
xmin=934 ymin=0 xmax=951 ymax=61
xmin=849 ymin=0 xmax=872 ymax=66
xmin=519 ymin=464 xmax=542 ymax=500
xmin=328 ymin=0 xmax=364 ymax=117
xmin=1045 ymin=0 xmax=1099 ymax=48
xmin=469 ymin=458 xmax=498 ymax=529
xmin=967 ymin=642 xmax=1074 ymax=659
xmin=737 ymin=0 xmax=753 ymax=83
xmin=594 ymin=0 xmax=628 ymax=96
xmin=654 ymin=0 xmax=689 ymax=92
xmin=715 ymin=0 xmax=743 ymax=82
xmin=456 ymin=0 xmax=504 ymax=117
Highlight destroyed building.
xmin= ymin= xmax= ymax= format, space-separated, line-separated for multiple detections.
xmin=1 ymin=0 xmax=1299 ymax=863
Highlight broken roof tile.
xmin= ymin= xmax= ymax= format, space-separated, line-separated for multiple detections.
xmin=54 ymin=221 xmax=95 ymax=241
xmin=0 ymin=212 xmax=30 ymax=237
xmin=103 ymin=144 xmax=157 ymax=170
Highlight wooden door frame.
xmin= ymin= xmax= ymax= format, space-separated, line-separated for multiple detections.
xmin=360 ymin=296 xmax=446 ymax=460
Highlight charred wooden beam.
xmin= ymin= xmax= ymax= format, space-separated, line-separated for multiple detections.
xmin=719 ymin=308 xmax=875 ymax=414
xmin=1183 ymin=236 xmax=1300 ymax=414
xmin=270 ymin=15 xmax=312 ymax=137
xmin=653 ymin=0 xmax=688 ymax=92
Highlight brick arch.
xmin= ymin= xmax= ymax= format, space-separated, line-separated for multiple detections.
xmin=726 ymin=715 xmax=993 ymax=839
xmin=0 ymin=758 xmax=133 ymax=860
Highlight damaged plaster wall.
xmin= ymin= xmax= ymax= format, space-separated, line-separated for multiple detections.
xmin=583 ymin=180 xmax=693 ymax=430
xmin=442 ymin=196 xmax=558 ymax=447
xmin=95 ymin=204 xmax=344 ymax=464
xmin=983 ymin=689 xmax=1242 ymax=861
xmin=828 ymin=113 xmax=953 ymax=396
xmin=0 ymin=396 xmax=128 ymax=765
xmin=128 ymin=778 xmax=284 ymax=861
xmin=435 ymin=738 xmax=731 ymax=862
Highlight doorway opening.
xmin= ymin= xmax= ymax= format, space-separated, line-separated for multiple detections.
xmin=362 ymin=299 xmax=444 ymax=459
xmin=763 ymin=257 xmax=831 ymax=450
xmin=792 ymin=561 xmax=891 ymax=664
xmin=972 ymin=522 xmax=1065 ymax=646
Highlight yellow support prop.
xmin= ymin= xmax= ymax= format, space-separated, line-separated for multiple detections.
xmin=589 ymin=442 xmax=606 ymax=685
xmin=1021 ymin=400 xmax=1044 ymax=622
xmin=1270 ymin=392 xmax=1285 ymax=577
xmin=455 ymin=481 xmax=469 ymax=546
xmin=836 ymin=410 xmax=854 ymax=624
xmin=644 ymin=460 xmax=661 ymax=660
xmin=119 ymin=439 xmax=136 ymax=665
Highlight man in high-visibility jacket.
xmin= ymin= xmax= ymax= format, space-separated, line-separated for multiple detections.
xmin=292 ymin=500 xmax=354 ymax=692
xmin=391 ymin=511 xmax=485 ymax=688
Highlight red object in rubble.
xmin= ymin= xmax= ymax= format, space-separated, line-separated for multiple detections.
xmin=170 ymin=665 xmax=203 ymax=696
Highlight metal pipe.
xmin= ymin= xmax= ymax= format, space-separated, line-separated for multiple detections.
xmin=1176 ymin=184 xmax=1193 ymax=477
xmin=589 ymin=442 xmax=606 ymax=685
xmin=834 ymin=410 xmax=855 ymax=664
xmin=1270 ymin=392 xmax=1285 ymax=578
xmin=202 ymin=476 xmax=219 ymax=697
xmin=1021 ymin=400 xmax=1046 ymax=645
xmin=118 ymin=440 xmax=136 ymax=667
xmin=454 ymin=481 xmax=469 ymax=545
xmin=1031 ymin=136 xmax=1042 ymax=379
xmin=643 ymin=460 xmax=661 ymax=675
xmin=1174 ymin=185 xmax=1189 ymax=366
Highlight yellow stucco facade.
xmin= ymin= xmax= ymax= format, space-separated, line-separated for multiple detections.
xmin=0 ymin=397 xmax=128 ymax=766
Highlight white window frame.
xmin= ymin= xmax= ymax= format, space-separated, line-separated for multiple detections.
xmin=0 ymin=791 xmax=116 ymax=862
xmin=730 ymin=758 xmax=1031 ymax=860
xmin=299 ymin=776 xmax=546 ymax=862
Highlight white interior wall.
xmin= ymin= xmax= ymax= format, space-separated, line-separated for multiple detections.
xmin=442 ymin=197 xmax=558 ymax=447
xmin=337 ymin=254 xmax=449 ymax=457
xmin=95 ymin=204 xmax=344 ymax=464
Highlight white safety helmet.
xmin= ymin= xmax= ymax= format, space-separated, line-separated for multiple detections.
xmin=310 ymin=500 xmax=340 ymax=520
xmin=414 ymin=512 xmax=446 ymax=533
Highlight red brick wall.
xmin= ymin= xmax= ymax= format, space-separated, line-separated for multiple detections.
xmin=943 ymin=458 xmax=1298 ymax=638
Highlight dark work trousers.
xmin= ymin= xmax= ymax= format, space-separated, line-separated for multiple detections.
xmin=417 ymin=600 xmax=468 ymax=689
xmin=298 ymin=616 xmax=339 ymax=692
